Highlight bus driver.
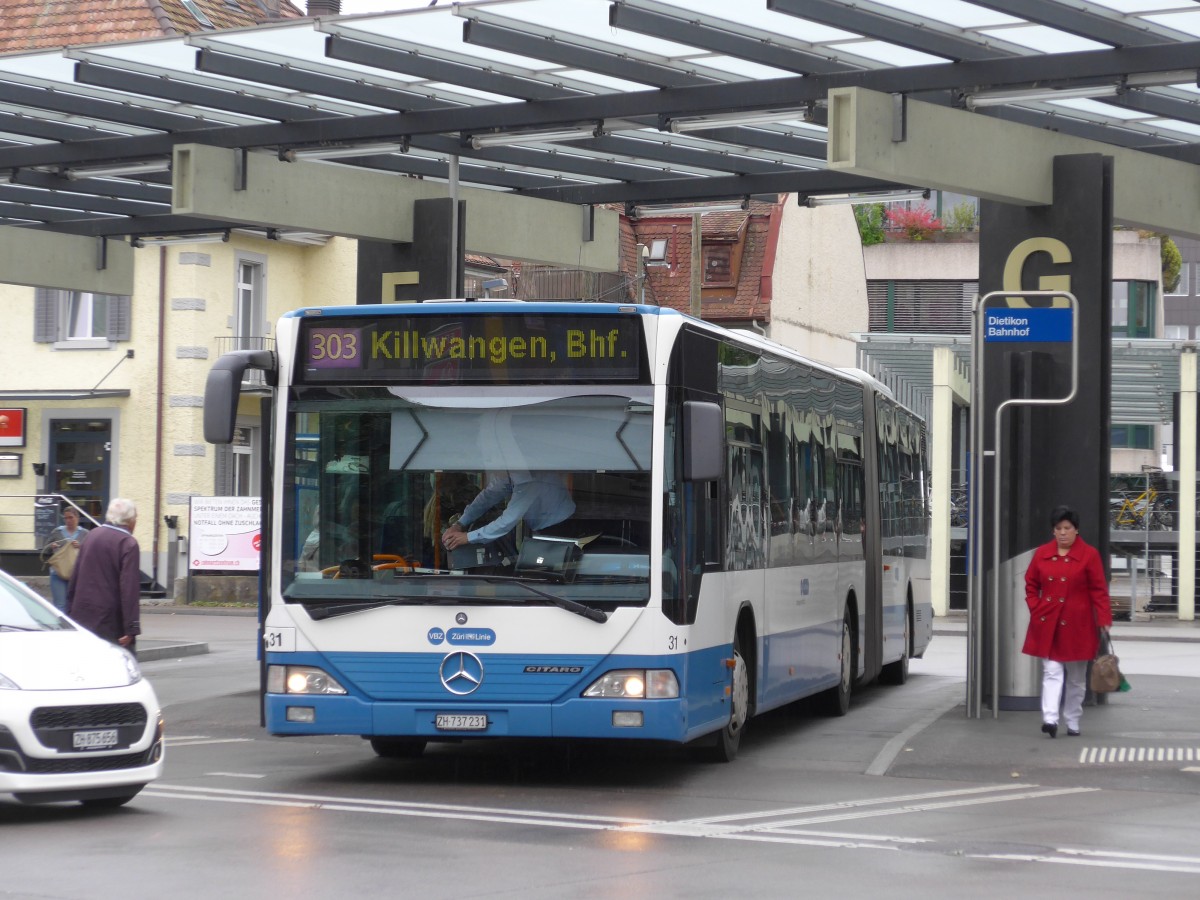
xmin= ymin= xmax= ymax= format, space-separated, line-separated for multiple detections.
xmin=441 ymin=470 xmax=574 ymax=552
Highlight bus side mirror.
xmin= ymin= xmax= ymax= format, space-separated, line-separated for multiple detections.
xmin=683 ymin=400 xmax=722 ymax=482
xmin=204 ymin=349 xmax=276 ymax=444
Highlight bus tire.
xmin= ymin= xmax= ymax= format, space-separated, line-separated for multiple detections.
xmin=696 ymin=630 xmax=751 ymax=763
xmin=370 ymin=737 xmax=426 ymax=759
xmin=880 ymin=602 xmax=911 ymax=686
xmin=820 ymin=608 xmax=854 ymax=717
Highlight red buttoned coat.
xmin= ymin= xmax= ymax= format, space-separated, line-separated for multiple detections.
xmin=1022 ymin=536 xmax=1112 ymax=662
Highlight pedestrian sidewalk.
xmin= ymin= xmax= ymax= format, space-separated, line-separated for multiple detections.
xmin=135 ymin=602 xmax=255 ymax=661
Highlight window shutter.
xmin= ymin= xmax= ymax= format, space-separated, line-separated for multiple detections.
xmin=34 ymin=288 xmax=61 ymax=342
xmin=107 ymin=295 xmax=132 ymax=341
xmin=214 ymin=444 xmax=233 ymax=495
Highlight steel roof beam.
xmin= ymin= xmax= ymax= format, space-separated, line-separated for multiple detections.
xmin=194 ymin=47 xmax=447 ymax=112
xmin=73 ymin=61 xmax=331 ymax=123
xmin=24 ymin=214 xmax=237 ymax=238
xmin=462 ymin=18 xmax=718 ymax=90
xmin=325 ymin=33 xmax=580 ymax=103
xmin=608 ymin=1 xmax=860 ymax=76
xmin=767 ymin=0 xmax=996 ymax=62
xmin=519 ymin=170 xmax=898 ymax=206
xmin=968 ymin=1 xmax=1191 ymax=48
xmin=0 ymin=78 xmax=195 ymax=133
xmin=0 ymin=113 xmax=127 ymax=144
xmin=0 ymin=202 xmax=98 ymax=223
xmin=3 ymin=40 xmax=1200 ymax=176
xmin=0 ymin=184 xmax=166 ymax=217
xmin=10 ymin=169 xmax=172 ymax=203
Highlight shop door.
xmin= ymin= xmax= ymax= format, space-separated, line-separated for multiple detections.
xmin=49 ymin=419 xmax=111 ymax=521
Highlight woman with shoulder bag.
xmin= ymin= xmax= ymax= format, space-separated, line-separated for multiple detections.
xmin=43 ymin=506 xmax=88 ymax=612
xmin=1022 ymin=505 xmax=1112 ymax=738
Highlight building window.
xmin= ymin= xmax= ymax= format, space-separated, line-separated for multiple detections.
xmin=1165 ymin=325 xmax=1190 ymax=341
xmin=34 ymin=289 xmax=131 ymax=345
xmin=1112 ymin=281 xmax=1156 ymax=338
xmin=234 ymin=259 xmax=265 ymax=348
xmin=702 ymin=243 xmax=734 ymax=286
xmin=1112 ymin=425 xmax=1153 ymax=449
xmin=215 ymin=425 xmax=258 ymax=496
xmin=867 ymin=280 xmax=977 ymax=333
xmin=1166 ymin=263 xmax=1189 ymax=297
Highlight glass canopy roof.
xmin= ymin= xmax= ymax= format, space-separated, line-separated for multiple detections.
xmin=0 ymin=0 xmax=1199 ymax=237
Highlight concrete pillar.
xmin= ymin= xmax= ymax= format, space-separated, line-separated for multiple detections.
xmin=931 ymin=347 xmax=954 ymax=616
xmin=1179 ymin=351 xmax=1196 ymax=621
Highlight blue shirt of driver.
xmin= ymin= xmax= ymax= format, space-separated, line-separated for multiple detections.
xmin=458 ymin=471 xmax=574 ymax=544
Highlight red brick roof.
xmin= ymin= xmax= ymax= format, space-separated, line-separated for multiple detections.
xmin=622 ymin=200 xmax=782 ymax=325
xmin=0 ymin=0 xmax=305 ymax=54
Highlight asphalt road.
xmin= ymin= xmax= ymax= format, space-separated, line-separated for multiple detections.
xmin=4 ymin=611 xmax=1200 ymax=899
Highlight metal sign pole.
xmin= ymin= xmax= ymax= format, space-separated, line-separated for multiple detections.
xmin=983 ymin=290 xmax=1079 ymax=718
xmin=968 ymin=290 xmax=1079 ymax=717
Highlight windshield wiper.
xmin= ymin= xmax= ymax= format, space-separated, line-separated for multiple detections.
xmin=487 ymin=578 xmax=608 ymax=623
xmin=298 ymin=578 xmax=609 ymax=623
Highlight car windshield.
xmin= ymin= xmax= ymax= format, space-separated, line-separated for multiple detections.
xmin=0 ymin=574 xmax=74 ymax=632
xmin=281 ymin=387 xmax=653 ymax=609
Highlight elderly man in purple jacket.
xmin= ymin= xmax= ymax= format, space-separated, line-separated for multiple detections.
xmin=67 ymin=498 xmax=141 ymax=651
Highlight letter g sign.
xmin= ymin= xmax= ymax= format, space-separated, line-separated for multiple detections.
xmin=1002 ymin=237 xmax=1072 ymax=308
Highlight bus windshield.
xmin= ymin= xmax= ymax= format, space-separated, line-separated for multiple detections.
xmin=281 ymin=385 xmax=654 ymax=611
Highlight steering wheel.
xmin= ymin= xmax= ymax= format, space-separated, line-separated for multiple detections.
xmin=321 ymin=554 xmax=416 ymax=578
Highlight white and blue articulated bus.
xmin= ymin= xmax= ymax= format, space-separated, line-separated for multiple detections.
xmin=205 ymin=301 xmax=932 ymax=761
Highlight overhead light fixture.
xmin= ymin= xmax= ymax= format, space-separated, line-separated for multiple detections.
xmin=965 ymin=84 xmax=1119 ymax=110
xmin=634 ymin=201 xmax=748 ymax=217
xmin=666 ymin=108 xmax=813 ymax=133
xmin=805 ymin=190 xmax=930 ymax=208
xmin=64 ymin=159 xmax=171 ymax=180
xmin=279 ymin=141 xmax=408 ymax=162
xmin=469 ymin=124 xmax=602 ymax=150
xmin=133 ymin=231 xmax=229 ymax=248
xmin=1125 ymin=69 xmax=1198 ymax=88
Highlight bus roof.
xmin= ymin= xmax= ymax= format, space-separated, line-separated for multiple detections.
xmin=282 ymin=301 xmax=681 ymax=318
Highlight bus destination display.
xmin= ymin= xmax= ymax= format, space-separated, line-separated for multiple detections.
xmin=301 ymin=313 xmax=642 ymax=383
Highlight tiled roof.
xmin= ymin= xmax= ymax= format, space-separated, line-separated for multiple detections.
xmin=0 ymin=0 xmax=305 ymax=54
xmin=624 ymin=202 xmax=781 ymax=325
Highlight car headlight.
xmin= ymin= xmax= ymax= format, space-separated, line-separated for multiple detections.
xmin=0 ymin=672 xmax=19 ymax=690
xmin=267 ymin=665 xmax=346 ymax=695
xmin=583 ymin=669 xmax=679 ymax=699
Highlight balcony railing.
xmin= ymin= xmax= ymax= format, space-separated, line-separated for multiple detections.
xmin=214 ymin=336 xmax=276 ymax=386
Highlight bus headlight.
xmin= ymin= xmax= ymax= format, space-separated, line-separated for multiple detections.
xmin=583 ymin=669 xmax=679 ymax=699
xmin=267 ymin=665 xmax=347 ymax=695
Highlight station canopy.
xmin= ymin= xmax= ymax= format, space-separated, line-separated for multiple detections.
xmin=3 ymin=0 xmax=1200 ymax=240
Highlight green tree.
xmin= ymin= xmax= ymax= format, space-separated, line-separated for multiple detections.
xmin=1160 ymin=234 xmax=1183 ymax=293
xmin=854 ymin=203 xmax=885 ymax=246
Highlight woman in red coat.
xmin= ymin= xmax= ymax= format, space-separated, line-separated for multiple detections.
xmin=1023 ymin=506 xmax=1112 ymax=738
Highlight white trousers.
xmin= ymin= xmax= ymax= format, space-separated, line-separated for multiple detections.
xmin=1042 ymin=659 xmax=1088 ymax=730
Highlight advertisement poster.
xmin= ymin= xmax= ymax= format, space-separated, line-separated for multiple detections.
xmin=189 ymin=496 xmax=262 ymax=571
xmin=0 ymin=408 xmax=26 ymax=447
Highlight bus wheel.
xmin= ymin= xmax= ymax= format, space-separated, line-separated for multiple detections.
xmin=699 ymin=632 xmax=750 ymax=763
xmin=370 ymin=737 xmax=426 ymax=759
xmin=880 ymin=606 xmax=911 ymax=686
xmin=820 ymin=610 xmax=854 ymax=717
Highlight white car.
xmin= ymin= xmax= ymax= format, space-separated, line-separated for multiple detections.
xmin=0 ymin=568 xmax=163 ymax=807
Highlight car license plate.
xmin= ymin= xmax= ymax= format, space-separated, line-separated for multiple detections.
xmin=435 ymin=714 xmax=487 ymax=731
xmin=73 ymin=729 xmax=118 ymax=750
